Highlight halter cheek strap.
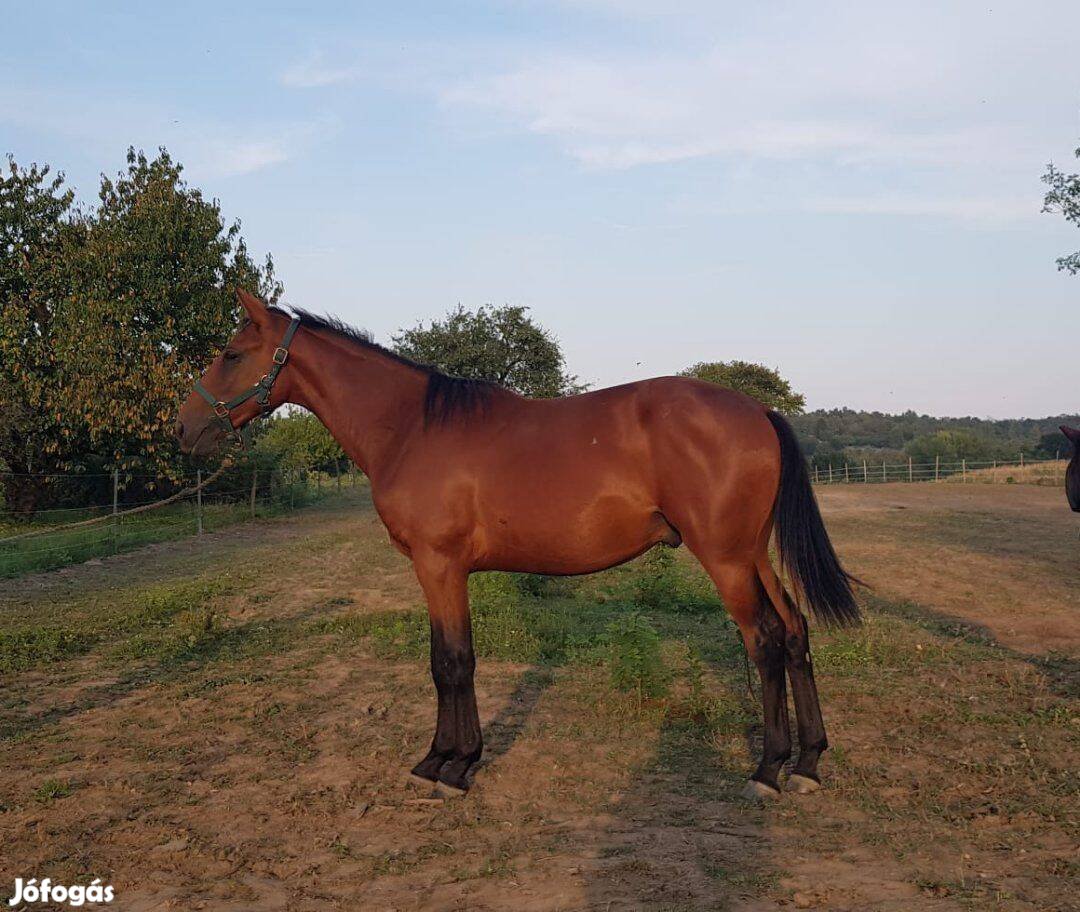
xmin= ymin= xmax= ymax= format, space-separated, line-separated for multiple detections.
xmin=193 ymin=317 xmax=301 ymax=446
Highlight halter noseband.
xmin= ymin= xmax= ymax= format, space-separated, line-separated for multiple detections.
xmin=193 ymin=317 xmax=301 ymax=446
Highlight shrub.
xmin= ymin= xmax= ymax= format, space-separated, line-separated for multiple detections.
xmin=620 ymin=547 xmax=722 ymax=613
xmin=607 ymin=612 xmax=668 ymax=699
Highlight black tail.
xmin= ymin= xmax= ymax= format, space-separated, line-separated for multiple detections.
xmin=766 ymin=411 xmax=861 ymax=626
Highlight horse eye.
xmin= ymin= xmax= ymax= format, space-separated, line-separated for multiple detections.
xmin=223 ymin=350 xmax=240 ymax=362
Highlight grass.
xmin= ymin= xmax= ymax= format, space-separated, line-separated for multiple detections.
xmin=32 ymin=778 xmax=74 ymax=804
xmin=311 ymin=544 xmax=1077 ymax=905
xmin=2 ymin=485 xmax=1075 ymax=909
xmin=939 ymin=460 xmax=1067 ymax=486
xmin=0 ymin=576 xmax=248 ymax=674
xmin=0 ymin=481 xmax=336 ymax=578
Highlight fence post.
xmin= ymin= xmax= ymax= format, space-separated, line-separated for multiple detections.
xmin=935 ymin=455 xmax=940 ymax=481
xmin=1019 ymin=452 xmax=1024 ymax=468
xmin=863 ymin=459 xmax=868 ymax=483
xmin=962 ymin=458 xmax=966 ymax=483
xmin=828 ymin=464 xmax=833 ymax=485
xmin=845 ymin=463 xmax=850 ymax=483
xmin=250 ymin=463 xmax=257 ymax=519
xmin=112 ymin=468 xmax=119 ymax=554
xmin=883 ymin=461 xmax=887 ymax=483
xmin=197 ymin=469 xmax=204 ymax=535
xmin=814 ymin=464 xmax=819 ymax=484
xmin=908 ymin=457 xmax=913 ymax=483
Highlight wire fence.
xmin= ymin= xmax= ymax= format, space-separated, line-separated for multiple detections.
xmin=0 ymin=463 xmax=364 ymax=579
xmin=1 ymin=451 xmax=1066 ymax=578
xmin=807 ymin=454 xmax=1067 ymax=486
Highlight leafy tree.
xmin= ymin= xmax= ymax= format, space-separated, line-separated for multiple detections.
xmin=1034 ymin=430 xmax=1070 ymax=460
xmin=0 ymin=148 xmax=279 ymax=517
xmin=1042 ymin=144 xmax=1080 ymax=273
xmin=0 ymin=157 xmax=89 ymax=515
xmin=679 ymin=360 xmax=805 ymax=414
xmin=789 ymin=408 xmax=1080 ymax=463
xmin=904 ymin=430 xmax=998 ymax=465
xmin=257 ymin=409 xmax=345 ymax=473
xmin=392 ymin=304 xmax=582 ymax=398
xmin=57 ymin=149 xmax=280 ymax=485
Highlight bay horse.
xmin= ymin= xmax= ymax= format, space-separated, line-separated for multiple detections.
xmin=177 ymin=290 xmax=860 ymax=799
xmin=1062 ymin=426 xmax=1080 ymax=511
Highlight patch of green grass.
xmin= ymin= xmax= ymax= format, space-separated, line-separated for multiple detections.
xmin=106 ymin=578 xmax=242 ymax=665
xmin=1 ymin=576 xmax=244 ymax=673
xmin=313 ymin=571 xmax=619 ymax=665
xmin=0 ymin=627 xmax=94 ymax=674
xmin=32 ymin=778 xmax=73 ymax=804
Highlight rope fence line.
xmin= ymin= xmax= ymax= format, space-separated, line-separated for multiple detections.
xmin=1 ymin=461 xmax=363 ymax=578
xmin=0 ymin=462 xmax=233 ymax=544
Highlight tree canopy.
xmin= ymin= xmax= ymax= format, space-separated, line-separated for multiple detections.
xmin=904 ymin=429 xmax=998 ymax=465
xmin=789 ymin=408 xmax=1080 ymax=465
xmin=392 ymin=304 xmax=582 ymax=398
xmin=1042 ymin=143 xmax=1080 ymax=274
xmin=257 ymin=409 xmax=345 ymax=473
xmin=0 ymin=148 xmax=279 ymax=515
xmin=679 ymin=360 xmax=806 ymax=414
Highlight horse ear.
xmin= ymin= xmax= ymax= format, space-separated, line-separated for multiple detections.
xmin=236 ymin=288 xmax=270 ymax=329
xmin=1061 ymin=425 xmax=1080 ymax=445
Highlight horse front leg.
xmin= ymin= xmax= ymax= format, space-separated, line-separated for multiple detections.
xmin=409 ymin=551 xmax=482 ymax=793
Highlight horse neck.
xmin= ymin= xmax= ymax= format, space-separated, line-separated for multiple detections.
xmin=282 ymin=328 xmax=428 ymax=479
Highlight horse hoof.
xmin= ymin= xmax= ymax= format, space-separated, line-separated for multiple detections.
xmin=407 ymin=772 xmax=440 ymax=790
xmin=743 ymin=779 xmax=782 ymax=801
xmin=435 ymin=780 xmax=468 ymax=798
xmin=786 ymin=774 xmax=821 ymax=794
xmin=410 ymin=753 xmax=447 ymax=783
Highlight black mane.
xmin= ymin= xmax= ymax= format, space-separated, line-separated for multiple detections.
xmin=269 ymin=306 xmax=500 ymax=426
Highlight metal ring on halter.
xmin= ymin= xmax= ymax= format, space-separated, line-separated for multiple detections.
xmin=191 ymin=316 xmax=301 ymax=448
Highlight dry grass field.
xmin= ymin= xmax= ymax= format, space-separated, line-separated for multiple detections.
xmin=0 ymin=483 xmax=1076 ymax=911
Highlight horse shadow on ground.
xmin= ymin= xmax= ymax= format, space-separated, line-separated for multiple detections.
xmin=576 ymin=656 xmax=777 ymax=910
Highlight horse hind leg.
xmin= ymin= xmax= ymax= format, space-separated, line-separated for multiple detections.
xmin=757 ymin=557 xmax=828 ymax=793
xmin=697 ymin=557 xmax=791 ymax=799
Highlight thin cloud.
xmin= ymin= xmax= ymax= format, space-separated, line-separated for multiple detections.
xmin=0 ymin=83 xmax=335 ymax=181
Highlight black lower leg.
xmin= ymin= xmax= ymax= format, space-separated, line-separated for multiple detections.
xmin=784 ymin=612 xmax=828 ymax=781
xmin=412 ymin=624 xmax=482 ymax=789
xmin=749 ymin=612 xmax=791 ymax=791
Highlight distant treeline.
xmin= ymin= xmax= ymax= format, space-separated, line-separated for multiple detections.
xmin=789 ymin=409 xmax=1080 ymax=467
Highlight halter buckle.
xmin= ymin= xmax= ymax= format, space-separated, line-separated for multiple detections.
xmin=272 ymin=347 xmax=289 ymax=365
xmin=213 ymin=402 xmax=230 ymax=418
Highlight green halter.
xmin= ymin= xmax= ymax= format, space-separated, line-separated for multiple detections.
xmin=193 ymin=317 xmax=301 ymax=446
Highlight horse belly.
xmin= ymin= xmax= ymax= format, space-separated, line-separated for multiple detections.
xmin=474 ymin=483 xmax=671 ymax=575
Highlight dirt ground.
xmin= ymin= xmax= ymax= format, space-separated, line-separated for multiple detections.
xmin=0 ymin=484 xmax=1076 ymax=911
xmin=817 ymin=483 xmax=1080 ymax=656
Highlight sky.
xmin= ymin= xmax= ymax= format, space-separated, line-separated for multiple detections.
xmin=2 ymin=0 xmax=1078 ymax=418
